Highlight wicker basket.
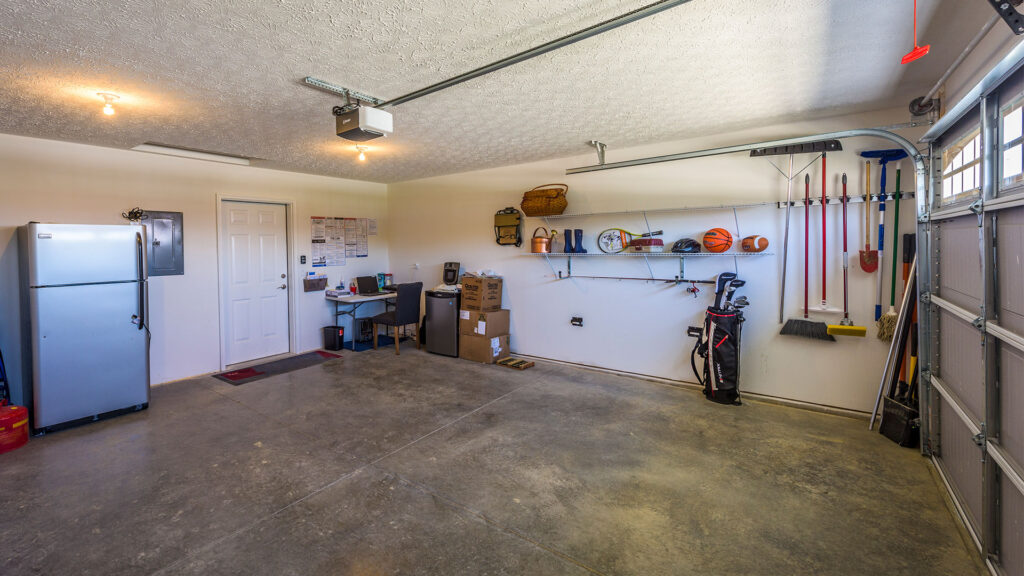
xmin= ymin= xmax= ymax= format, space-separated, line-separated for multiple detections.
xmin=520 ymin=184 xmax=568 ymax=217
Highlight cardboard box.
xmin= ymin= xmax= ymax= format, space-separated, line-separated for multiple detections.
xmin=459 ymin=334 xmax=510 ymax=364
xmin=461 ymin=276 xmax=502 ymax=311
xmin=459 ymin=308 xmax=510 ymax=337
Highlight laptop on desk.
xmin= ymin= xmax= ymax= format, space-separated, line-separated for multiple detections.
xmin=356 ymin=276 xmax=381 ymax=296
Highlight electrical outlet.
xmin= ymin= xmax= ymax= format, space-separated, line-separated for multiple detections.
xmin=570 ymin=316 xmax=583 ymax=327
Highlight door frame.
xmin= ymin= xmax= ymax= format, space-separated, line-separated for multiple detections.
xmin=215 ymin=196 xmax=298 ymax=370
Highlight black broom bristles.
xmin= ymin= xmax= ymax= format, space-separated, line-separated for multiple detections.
xmin=781 ymin=318 xmax=836 ymax=341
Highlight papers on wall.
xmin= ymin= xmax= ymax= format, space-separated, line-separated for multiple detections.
xmin=343 ymin=218 xmax=369 ymax=258
xmin=311 ymin=216 xmax=370 ymax=266
xmin=368 ymin=219 xmax=377 ymax=235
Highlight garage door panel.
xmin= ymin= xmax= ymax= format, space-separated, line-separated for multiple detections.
xmin=997 ymin=207 xmax=1024 ymax=335
xmin=1002 ymin=345 xmax=1024 ymax=466
xmin=1001 ymin=479 xmax=1024 ymax=576
xmin=935 ymin=216 xmax=983 ymax=311
xmin=937 ymin=309 xmax=985 ymax=422
xmin=937 ymin=397 xmax=984 ymax=535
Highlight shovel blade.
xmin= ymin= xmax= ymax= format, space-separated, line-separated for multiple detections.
xmin=860 ymin=249 xmax=879 ymax=272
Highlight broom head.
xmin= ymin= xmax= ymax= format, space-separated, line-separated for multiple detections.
xmin=828 ymin=324 xmax=867 ymax=337
xmin=859 ymin=249 xmax=878 ymax=273
xmin=781 ymin=319 xmax=836 ymax=341
xmin=877 ymin=310 xmax=898 ymax=341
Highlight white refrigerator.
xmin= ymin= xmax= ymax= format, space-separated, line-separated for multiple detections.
xmin=19 ymin=223 xmax=150 ymax=431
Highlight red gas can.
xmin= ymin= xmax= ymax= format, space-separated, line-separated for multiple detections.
xmin=0 ymin=405 xmax=29 ymax=454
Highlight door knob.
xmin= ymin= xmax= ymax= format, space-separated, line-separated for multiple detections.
xmin=278 ymin=284 xmax=287 ymax=290
xmin=281 ymin=273 xmax=286 ymax=278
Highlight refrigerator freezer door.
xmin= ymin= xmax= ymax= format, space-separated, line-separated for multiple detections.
xmin=31 ymin=282 xmax=149 ymax=428
xmin=26 ymin=223 xmax=144 ymax=287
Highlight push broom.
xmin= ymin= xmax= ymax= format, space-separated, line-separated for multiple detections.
xmin=828 ymin=173 xmax=866 ymax=337
xmin=781 ymin=170 xmax=833 ymax=341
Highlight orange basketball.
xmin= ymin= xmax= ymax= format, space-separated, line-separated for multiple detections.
xmin=702 ymin=228 xmax=733 ymax=253
xmin=741 ymin=235 xmax=769 ymax=253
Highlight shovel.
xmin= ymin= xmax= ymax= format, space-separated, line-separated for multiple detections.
xmin=859 ymin=161 xmax=878 ymax=273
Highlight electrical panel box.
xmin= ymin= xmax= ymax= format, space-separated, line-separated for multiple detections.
xmin=144 ymin=210 xmax=184 ymax=276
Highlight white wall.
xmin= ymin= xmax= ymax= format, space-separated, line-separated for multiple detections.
xmin=0 ymin=133 xmax=389 ymax=407
xmin=388 ymin=108 xmax=923 ymax=413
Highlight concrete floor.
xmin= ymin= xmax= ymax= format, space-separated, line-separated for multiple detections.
xmin=0 ymin=348 xmax=984 ymax=575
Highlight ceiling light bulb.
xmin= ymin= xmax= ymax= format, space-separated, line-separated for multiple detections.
xmin=97 ymin=92 xmax=120 ymax=117
xmin=356 ymin=146 xmax=368 ymax=162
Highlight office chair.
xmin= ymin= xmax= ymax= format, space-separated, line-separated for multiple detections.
xmin=372 ymin=282 xmax=423 ymax=355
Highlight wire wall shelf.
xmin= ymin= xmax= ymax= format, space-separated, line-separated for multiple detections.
xmin=523 ymin=252 xmax=773 ymax=257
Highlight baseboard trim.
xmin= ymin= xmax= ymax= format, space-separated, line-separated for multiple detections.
xmin=512 ymin=353 xmax=870 ymax=421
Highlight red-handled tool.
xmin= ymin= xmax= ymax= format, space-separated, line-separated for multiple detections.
xmin=821 ymin=152 xmax=827 ymax=308
xmin=827 ymin=174 xmax=867 ymax=337
xmin=804 ymin=173 xmax=810 ymax=319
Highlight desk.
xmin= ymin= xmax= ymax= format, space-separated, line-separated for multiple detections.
xmin=326 ymin=293 xmax=396 ymax=350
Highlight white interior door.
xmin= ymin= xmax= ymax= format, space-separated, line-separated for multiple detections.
xmin=221 ymin=201 xmax=289 ymax=365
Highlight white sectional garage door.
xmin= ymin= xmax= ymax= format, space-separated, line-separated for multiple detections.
xmin=920 ymin=64 xmax=1024 ymax=576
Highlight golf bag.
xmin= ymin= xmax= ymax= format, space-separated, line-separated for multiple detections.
xmin=688 ymin=307 xmax=744 ymax=406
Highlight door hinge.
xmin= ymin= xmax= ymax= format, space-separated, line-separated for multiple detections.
xmin=920 ymin=292 xmax=932 ymax=304
xmin=972 ymin=316 xmax=985 ymax=330
xmin=918 ymin=213 xmax=930 ymax=223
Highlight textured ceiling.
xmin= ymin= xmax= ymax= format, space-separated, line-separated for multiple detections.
xmin=0 ymin=0 xmax=996 ymax=183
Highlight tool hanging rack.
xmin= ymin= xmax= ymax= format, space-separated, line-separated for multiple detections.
xmin=776 ymin=191 xmax=916 ymax=208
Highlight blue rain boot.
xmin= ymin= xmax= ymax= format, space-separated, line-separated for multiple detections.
xmin=563 ymin=229 xmax=574 ymax=254
xmin=574 ymin=229 xmax=587 ymax=253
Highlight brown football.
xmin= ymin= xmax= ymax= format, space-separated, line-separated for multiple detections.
xmin=740 ymin=235 xmax=769 ymax=253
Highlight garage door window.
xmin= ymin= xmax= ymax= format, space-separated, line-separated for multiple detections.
xmin=1002 ymin=95 xmax=1024 ymax=188
xmin=941 ymin=128 xmax=982 ymax=205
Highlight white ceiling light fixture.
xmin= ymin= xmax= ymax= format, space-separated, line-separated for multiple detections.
xmin=97 ymin=92 xmax=119 ymax=116
xmin=355 ymin=145 xmax=368 ymax=162
xmin=131 ymin=142 xmax=251 ymax=166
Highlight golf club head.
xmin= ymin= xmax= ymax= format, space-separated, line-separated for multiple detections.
xmin=725 ymin=279 xmax=746 ymax=300
xmin=714 ymin=272 xmax=737 ymax=308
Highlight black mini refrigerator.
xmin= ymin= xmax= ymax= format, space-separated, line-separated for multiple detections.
xmin=425 ymin=291 xmax=460 ymax=357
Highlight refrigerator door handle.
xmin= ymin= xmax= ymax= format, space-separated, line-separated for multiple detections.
xmin=136 ymin=231 xmax=146 ymax=330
